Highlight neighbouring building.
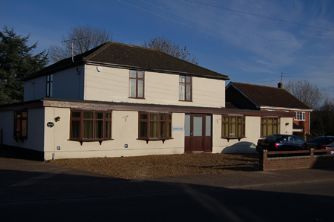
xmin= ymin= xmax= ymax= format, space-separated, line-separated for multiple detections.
xmin=226 ymin=82 xmax=312 ymax=138
xmin=0 ymin=42 xmax=295 ymax=160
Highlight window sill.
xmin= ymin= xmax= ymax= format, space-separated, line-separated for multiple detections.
xmin=129 ymin=97 xmax=145 ymax=99
xmin=69 ymin=138 xmax=114 ymax=145
xmin=222 ymin=137 xmax=245 ymax=142
xmin=137 ymin=137 xmax=173 ymax=144
xmin=179 ymin=100 xmax=192 ymax=102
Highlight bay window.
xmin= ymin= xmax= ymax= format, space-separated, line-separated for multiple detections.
xmin=138 ymin=112 xmax=172 ymax=141
xmin=70 ymin=110 xmax=112 ymax=143
xmin=221 ymin=115 xmax=245 ymax=139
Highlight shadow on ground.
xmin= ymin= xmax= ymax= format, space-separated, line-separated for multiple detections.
xmin=0 ymin=168 xmax=333 ymax=222
xmin=0 ymin=145 xmax=43 ymax=161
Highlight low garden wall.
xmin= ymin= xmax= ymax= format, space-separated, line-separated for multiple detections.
xmin=260 ymin=148 xmax=334 ymax=171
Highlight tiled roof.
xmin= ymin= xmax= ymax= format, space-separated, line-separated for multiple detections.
xmin=229 ymin=82 xmax=310 ymax=109
xmin=26 ymin=42 xmax=229 ymax=80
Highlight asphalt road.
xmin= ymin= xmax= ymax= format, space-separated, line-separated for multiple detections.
xmin=1 ymin=157 xmax=334 ymax=222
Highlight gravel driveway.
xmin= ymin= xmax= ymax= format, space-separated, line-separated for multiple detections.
xmin=53 ymin=153 xmax=259 ymax=179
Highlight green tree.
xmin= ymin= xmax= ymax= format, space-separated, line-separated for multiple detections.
xmin=0 ymin=27 xmax=47 ymax=104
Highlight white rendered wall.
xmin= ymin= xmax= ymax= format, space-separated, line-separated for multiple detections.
xmin=43 ymin=107 xmax=185 ymax=160
xmin=84 ymin=65 xmax=225 ymax=108
xmin=24 ymin=66 xmax=84 ymax=101
xmin=0 ymin=108 xmax=45 ymax=152
xmin=24 ymin=77 xmax=46 ymax=101
xmin=213 ymin=115 xmax=293 ymax=154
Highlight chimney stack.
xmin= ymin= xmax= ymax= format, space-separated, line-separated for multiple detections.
xmin=278 ymin=82 xmax=283 ymax=88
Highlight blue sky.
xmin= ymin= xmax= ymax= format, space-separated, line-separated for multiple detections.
xmin=1 ymin=0 xmax=334 ymax=98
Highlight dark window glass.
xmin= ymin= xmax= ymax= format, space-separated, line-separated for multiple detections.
xmin=138 ymin=112 xmax=172 ymax=140
xmin=129 ymin=70 xmax=145 ymax=98
xmin=261 ymin=117 xmax=280 ymax=137
xmin=222 ymin=115 xmax=245 ymax=138
xmin=179 ymin=75 xmax=192 ymax=101
xmin=14 ymin=111 xmax=28 ymax=140
xmin=46 ymin=74 xmax=53 ymax=97
xmin=70 ymin=110 xmax=112 ymax=141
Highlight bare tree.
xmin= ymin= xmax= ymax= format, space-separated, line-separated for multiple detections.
xmin=144 ymin=37 xmax=197 ymax=64
xmin=49 ymin=26 xmax=111 ymax=62
xmin=285 ymin=80 xmax=322 ymax=109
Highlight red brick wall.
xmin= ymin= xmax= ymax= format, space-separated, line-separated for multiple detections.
xmin=304 ymin=111 xmax=310 ymax=135
xmin=260 ymin=149 xmax=334 ymax=171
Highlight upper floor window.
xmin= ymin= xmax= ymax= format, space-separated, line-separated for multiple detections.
xmin=222 ymin=115 xmax=245 ymax=139
xmin=261 ymin=117 xmax=280 ymax=137
xmin=138 ymin=112 xmax=172 ymax=141
xmin=295 ymin=112 xmax=305 ymax=121
xmin=179 ymin=75 xmax=192 ymax=101
xmin=46 ymin=74 xmax=53 ymax=97
xmin=14 ymin=111 xmax=28 ymax=140
xmin=129 ymin=70 xmax=144 ymax=99
xmin=70 ymin=110 xmax=112 ymax=143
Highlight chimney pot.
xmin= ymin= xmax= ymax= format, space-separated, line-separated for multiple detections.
xmin=278 ymin=82 xmax=283 ymax=88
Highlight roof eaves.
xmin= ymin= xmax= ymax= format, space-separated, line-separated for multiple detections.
xmin=228 ymin=82 xmax=260 ymax=109
xmin=85 ymin=60 xmax=229 ymax=80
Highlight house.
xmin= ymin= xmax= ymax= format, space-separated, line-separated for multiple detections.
xmin=226 ymin=82 xmax=312 ymax=137
xmin=0 ymin=42 xmax=294 ymax=160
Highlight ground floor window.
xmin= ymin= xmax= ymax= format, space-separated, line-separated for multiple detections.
xmin=221 ymin=115 xmax=245 ymax=139
xmin=138 ymin=112 xmax=172 ymax=141
xmin=14 ymin=111 xmax=28 ymax=140
xmin=70 ymin=110 xmax=112 ymax=143
xmin=261 ymin=117 xmax=280 ymax=137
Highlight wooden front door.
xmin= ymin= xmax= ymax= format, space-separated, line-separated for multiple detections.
xmin=184 ymin=114 xmax=212 ymax=153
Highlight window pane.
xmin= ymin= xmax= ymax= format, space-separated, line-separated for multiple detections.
xmin=84 ymin=112 xmax=93 ymax=119
xmin=179 ymin=83 xmax=185 ymax=100
xmin=71 ymin=120 xmax=80 ymax=139
xmin=83 ymin=120 xmax=94 ymax=139
xmin=130 ymin=79 xmax=136 ymax=97
xmin=186 ymin=84 xmax=191 ymax=101
xmin=161 ymin=121 xmax=166 ymax=138
xmin=139 ymin=120 xmax=148 ymax=138
xmin=150 ymin=120 xmax=159 ymax=138
xmin=105 ymin=121 xmax=111 ymax=139
xmin=96 ymin=120 xmax=103 ymax=139
xmin=21 ymin=119 xmax=27 ymax=137
xmin=229 ymin=117 xmax=236 ymax=137
xmin=193 ymin=116 xmax=203 ymax=136
xmin=105 ymin=113 xmax=111 ymax=119
xmin=139 ymin=113 xmax=148 ymax=120
xmin=96 ymin=112 xmax=103 ymax=119
xmin=137 ymin=79 xmax=144 ymax=97
xmin=72 ymin=111 xmax=81 ymax=118
xmin=185 ymin=76 xmax=191 ymax=83
xmin=22 ymin=112 xmax=27 ymax=118
xmin=185 ymin=114 xmax=190 ymax=136
xmin=179 ymin=75 xmax=185 ymax=83
xmin=205 ymin=116 xmax=211 ymax=136
xmin=137 ymin=71 xmax=144 ymax=78
xmin=129 ymin=70 xmax=137 ymax=78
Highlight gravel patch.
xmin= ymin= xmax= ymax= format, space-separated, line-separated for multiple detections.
xmin=53 ymin=153 xmax=259 ymax=179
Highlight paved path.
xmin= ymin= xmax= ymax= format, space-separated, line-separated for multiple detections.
xmin=1 ymin=157 xmax=334 ymax=222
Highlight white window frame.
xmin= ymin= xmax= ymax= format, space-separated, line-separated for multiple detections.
xmin=295 ymin=112 xmax=305 ymax=121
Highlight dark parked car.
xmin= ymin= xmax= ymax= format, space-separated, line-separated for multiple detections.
xmin=326 ymin=142 xmax=334 ymax=155
xmin=307 ymin=136 xmax=334 ymax=149
xmin=256 ymin=134 xmax=307 ymax=153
